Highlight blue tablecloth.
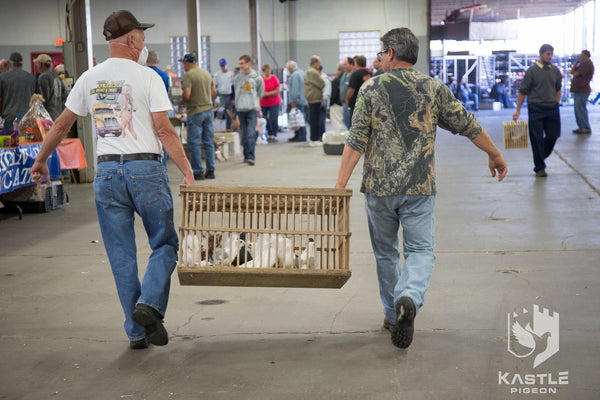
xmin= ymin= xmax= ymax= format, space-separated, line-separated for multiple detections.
xmin=0 ymin=144 xmax=61 ymax=195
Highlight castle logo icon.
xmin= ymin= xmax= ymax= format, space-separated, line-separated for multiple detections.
xmin=508 ymin=305 xmax=559 ymax=368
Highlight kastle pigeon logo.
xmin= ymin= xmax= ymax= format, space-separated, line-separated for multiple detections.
xmin=508 ymin=305 xmax=559 ymax=368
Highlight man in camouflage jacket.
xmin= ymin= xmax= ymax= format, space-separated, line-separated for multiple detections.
xmin=335 ymin=28 xmax=507 ymax=349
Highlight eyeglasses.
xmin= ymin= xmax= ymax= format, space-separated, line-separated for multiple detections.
xmin=376 ymin=49 xmax=389 ymax=60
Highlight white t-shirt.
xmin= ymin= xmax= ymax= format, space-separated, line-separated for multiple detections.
xmin=66 ymin=58 xmax=173 ymax=156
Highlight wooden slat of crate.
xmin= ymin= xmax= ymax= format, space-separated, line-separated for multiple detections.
xmin=177 ymin=266 xmax=352 ymax=288
xmin=181 ymin=185 xmax=349 ymax=215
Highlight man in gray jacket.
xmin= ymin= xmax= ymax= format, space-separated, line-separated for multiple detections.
xmin=234 ymin=54 xmax=264 ymax=165
xmin=286 ymin=60 xmax=307 ymax=142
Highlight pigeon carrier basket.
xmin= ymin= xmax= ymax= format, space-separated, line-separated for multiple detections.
xmin=177 ymin=185 xmax=352 ymax=288
xmin=503 ymin=120 xmax=529 ymax=149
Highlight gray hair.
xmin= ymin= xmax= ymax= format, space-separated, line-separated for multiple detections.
xmin=286 ymin=60 xmax=297 ymax=70
xmin=147 ymin=50 xmax=159 ymax=64
xmin=310 ymin=55 xmax=320 ymax=66
xmin=381 ymin=28 xmax=419 ymax=65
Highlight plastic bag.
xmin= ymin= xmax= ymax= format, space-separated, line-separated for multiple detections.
xmin=19 ymin=94 xmax=53 ymax=142
xmin=288 ymin=107 xmax=305 ymax=130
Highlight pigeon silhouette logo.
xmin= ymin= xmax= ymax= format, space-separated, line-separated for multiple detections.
xmin=508 ymin=305 xmax=559 ymax=368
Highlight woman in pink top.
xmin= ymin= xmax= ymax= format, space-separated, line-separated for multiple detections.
xmin=260 ymin=64 xmax=282 ymax=142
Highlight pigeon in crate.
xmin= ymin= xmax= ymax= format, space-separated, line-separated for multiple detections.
xmin=244 ymin=233 xmax=298 ymax=269
xmin=298 ymin=238 xmax=315 ymax=269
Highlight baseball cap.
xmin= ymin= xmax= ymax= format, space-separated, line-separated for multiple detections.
xmin=179 ymin=53 xmax=197 ymax=64
xmin=9 ymin=52 xmax=23 ymax=63
xmin=33 ymin=54 xmax=52 ymax=65
xmin=103 ymin=10 xmax=155 ymax=41
xmin=219 ymin=58 xmax=227 ymax=66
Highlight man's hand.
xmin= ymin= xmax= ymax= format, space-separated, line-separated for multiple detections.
xmin=30 ymin=160 xmax=50 ymax=187
xmin=512 ymin=110 xmax=520 ymax=121
xmin=489 ymin=154 xmax=507 ymax=181
xmin=183 ymin=175 xmax=195 ymax=185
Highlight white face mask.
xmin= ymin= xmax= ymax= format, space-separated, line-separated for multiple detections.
xmin=137 ymin=46 xmax=149 ymax=65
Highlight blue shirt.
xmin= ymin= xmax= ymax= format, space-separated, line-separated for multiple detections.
xmin=148 ymin=66 xmax=170 ymax=93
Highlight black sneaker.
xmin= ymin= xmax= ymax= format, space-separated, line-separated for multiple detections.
xmin=129 ymin=337 xmax=149 ymax=350
xmin=194 ymin=172 xmax=205 ymax=180
xmin=391 ymin=297 xmax=416 ymax=349
xmin=246 ymin=159 xmax=255 ymax=166
xmin=205 ymin=170 xmax=215 ymax=179
xmin=132 ymin=304 xmax=168 ymax=346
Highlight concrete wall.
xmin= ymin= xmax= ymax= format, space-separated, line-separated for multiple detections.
xmin=0 ymin=0 xmax=429 ymax=75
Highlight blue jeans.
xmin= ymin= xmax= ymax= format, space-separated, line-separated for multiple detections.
xmin=573 ymin=93 xmax=590 ymax=130
xmin=308 ymin=102 xmax=322 ymax=141
xmin=187 ymin=110 xmax=215 ymax=174
xmin=219 ymin=94 xmax=233 ymax=129
xmin=365 ymin=194 xmax=436 ymax=323
xmin=343 ymin=104 xmax=352 ymax=129
xmin=238 ymin=109 xmax=258 ymax=161
xmin=319 ymin=104 xmax=327 ymax=135
xmin=261 ymin=104 xmax=280 ymax=137
xmin=93 ymin=159 xmax=178 ymax=340
xmin=527 ymin=103 xmax=561 ymax=172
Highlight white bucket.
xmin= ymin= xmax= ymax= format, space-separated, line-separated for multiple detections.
xmin=493 ymin=102 xmax=502 ymax=111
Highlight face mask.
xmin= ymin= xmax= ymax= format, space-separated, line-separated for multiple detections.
xmin=137 ymin=46 xmax=148 ymax=65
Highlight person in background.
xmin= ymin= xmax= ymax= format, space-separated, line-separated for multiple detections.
xmin=0 ymin=59 xmax=9 ymax=74
xmin=570 ymin=50 xmax=594 ymax=134
xmin=340 ymin=57 xmax=355 ymax=129
xmin=146 ymin=50 xmax=170 ymax=93
xmin=285 ymin=60 xmax=307 ymax=142
xmin=335 ymin=27 xmax=506 ymax=350
xmin=165 ymin=64 xmax=180 ymax=88
xmin=304 ymin=55 xmax=325 ymax=146
xmin=31 ymin=10 xmax=194 ymax=350
xmin=0 ymin=52 xmax=36 ymax=130
xmin=345 ymin=55 xmax=371 ymax=124
xmin=372 ymin=57 xmax=383 ymax=76
xmin=234 ymin=54 xmax=264 ymax=165
xmin=146 ymin=50 xmax=171 ymax=167
xmin=33 ymin=54 xmax=68 ymax=121
xmin=457 ymin=76 xmax=478 ymax=111
xmin=329 ymin=64 xmax=345 ymax=131
xmin=180 ymin=53 xmax=217 ymax=180
xmin=214 ymin=58 xmax=234 ymax=130
xmin=513 ymin=44 xmax=562 ymax=177
xmin=319 ymin=64 xmax=331 ymax=138
xmin=260 ymin=64 xmax=282 ymax=142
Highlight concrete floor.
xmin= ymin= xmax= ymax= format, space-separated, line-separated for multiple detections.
xmin=1 ymin=106 xmax=599 ymax=400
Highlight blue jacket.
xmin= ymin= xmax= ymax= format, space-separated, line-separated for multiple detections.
xmin=288 ymin=68 xmax=307 ymax=106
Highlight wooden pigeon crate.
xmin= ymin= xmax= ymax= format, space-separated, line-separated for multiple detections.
xmin=177 ymin=185 xmax=352 ymax=288
xmin=503 ymin=120 xmax=529 ymax=149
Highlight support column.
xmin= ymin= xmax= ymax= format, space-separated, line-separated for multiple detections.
xmin=187 ymin=0 xmax=202 ymax=66
xmin=67 ymin=0 xmax=95 ymax=183
xmin=249 ymin=0 xmax=261 ymax=69
xmin=287 ymin=1 xmax=297 ymax=62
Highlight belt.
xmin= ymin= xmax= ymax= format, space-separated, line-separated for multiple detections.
xmin=97 ymin=153 xmax=161 ymax=163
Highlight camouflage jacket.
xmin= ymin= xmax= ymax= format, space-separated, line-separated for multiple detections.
xmin=346 ymin=68 xmax=482 ymax=196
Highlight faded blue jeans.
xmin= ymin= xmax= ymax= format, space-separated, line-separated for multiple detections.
xmin=365 ymin=194 xmax=435 ymax=323
xmin=94 ymin=159 xmax=178 ymax=340
xmin=573 ymin=93 xmax=590 ymax=130
xmin=187 ymin=109 xmax=216 ymax=174
xmin=238 ymin=109 xmax=258 ymax=162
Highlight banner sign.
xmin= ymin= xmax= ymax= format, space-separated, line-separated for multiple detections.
xmin=0 ymin=144 xmax=61 ymax=195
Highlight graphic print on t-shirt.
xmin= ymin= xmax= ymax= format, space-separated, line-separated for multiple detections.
xmin=90 ymin=81 xmax=137 ymax=139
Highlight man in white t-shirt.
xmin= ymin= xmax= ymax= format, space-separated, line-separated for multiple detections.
xmin=31 ymin=10 xmax=194 ymax=350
